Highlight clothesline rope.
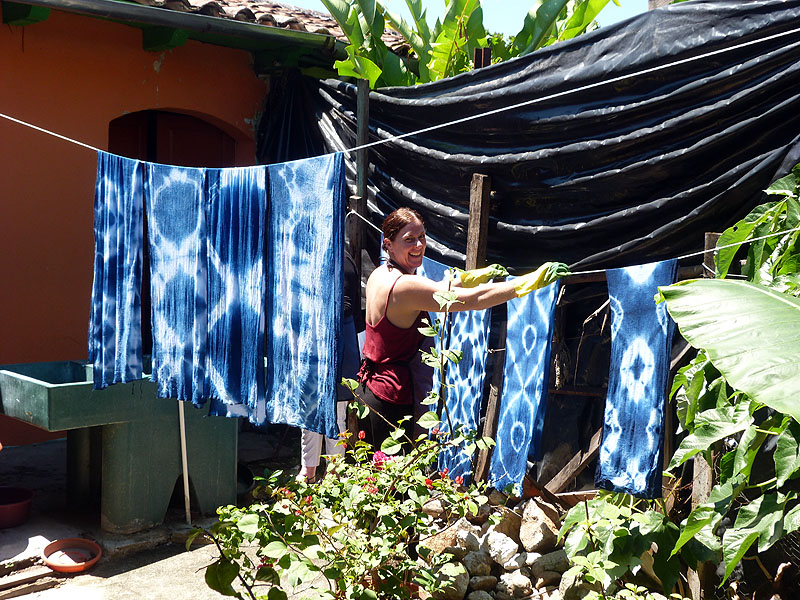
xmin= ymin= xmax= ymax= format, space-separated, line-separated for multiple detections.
xmin=2 ymin=23 xmax=799 ymax=163
xmin=347 ymin=209 xmax=800 ymax=276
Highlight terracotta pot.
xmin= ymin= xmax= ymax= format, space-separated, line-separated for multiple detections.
xmin=0 ymin=486 xmax=34 ymax=528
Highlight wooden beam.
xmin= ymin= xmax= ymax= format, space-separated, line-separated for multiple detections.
xmin=348 ymin=78 xmax=370 ymax=276
xmin=466 ymin=173 xmax=491 ymax=270
xmin=2 ymin=2 xmax=49 ymax=26
xmin=544 ymin=427 xmax=602 ymax=494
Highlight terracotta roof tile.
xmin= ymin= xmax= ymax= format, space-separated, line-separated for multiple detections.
xmin=128 ymin=0 xmax=407 ymax=49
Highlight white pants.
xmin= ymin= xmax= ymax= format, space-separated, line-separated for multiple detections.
xmin=300 ymin=401 xmax=347 ymax=468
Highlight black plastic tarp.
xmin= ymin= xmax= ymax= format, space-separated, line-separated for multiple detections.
xmin=260 ymin=0 xmax=800 ymax=271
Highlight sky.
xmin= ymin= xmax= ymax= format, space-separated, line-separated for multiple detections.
xmin=287 ymin=0 xmax=649 ymax=36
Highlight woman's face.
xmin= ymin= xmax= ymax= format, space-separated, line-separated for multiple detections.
xmin=385 ymin=219 xmax=426 ymax=272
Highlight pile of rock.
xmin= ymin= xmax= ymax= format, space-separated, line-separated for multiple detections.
xmin=420 ymin=491 xmax=575 ymax=600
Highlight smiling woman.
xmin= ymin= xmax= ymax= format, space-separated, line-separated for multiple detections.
xmin=355 ymin=207 xmax=569 ymax=445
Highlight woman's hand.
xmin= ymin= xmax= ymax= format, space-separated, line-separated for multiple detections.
xmin=458 ymin=264 xmax=509 ymax=288
xmin=513 ymin=262 xmax=570 ymax=297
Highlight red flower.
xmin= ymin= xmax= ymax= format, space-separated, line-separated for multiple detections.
xmin=358 ymin=430 xmax=366 ymax=440
xmin=367 ymin=486 xmax=378 ymax=495
xmin=455 ymin=476 xmax=464 ymax=485
xmin=372 ymin=451 xmax=389 ymax=470
xmin=425 ymin=478 xmax=433 ymax=490
xmin=294 ymin=510 xmax=302 ymax=516
xmin=440 ymin=467 xmax=449 ymax=477
xmin=432 ymin=427 xmax=440 ymax=435
xmin=305 ymin=495 xmax=313 ymax=504
xmin=365 ymin=477 xmax=377 ymax=483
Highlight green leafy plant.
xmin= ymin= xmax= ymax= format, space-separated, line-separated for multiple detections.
xmin=320 ymin=0 xmax=616 ymax=88
xmin=193 ymin=271 xmax=501 ymax=599
xmin=560 ymin=164 xmax=800 ymax=594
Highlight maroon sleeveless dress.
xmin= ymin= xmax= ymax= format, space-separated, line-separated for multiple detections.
xmin=358 ymin=275 xmax=426 ymax=406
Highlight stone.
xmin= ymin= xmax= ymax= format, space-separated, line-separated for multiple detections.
xmin=544 ymin=589 xmax=562 ymax=600
xmin=535 ymin=570 xmax=561 ymax=588
xmin=501 ymin=552 xmax=527 ymax=571
xmin=423 ymin=498 xmax=447 ymax=518
xmin=443 ymin=546 xmax=469 ymax=561
xmin=483 ymin=530 xmax=519 ymax=566
xmin=486 ymin=505 xmax=523 ymax=544
xmin=420 ymin=525 xmax=459 ymax=560
xmin=433 ymin=562 xmax=470 ymax=600
xmin=519 ymin=499 xmax=561 ymax=553
xmin=530 ymin=549 xmax=569 ymax=577
xmin=455 ymin=520 xmax=483 ymax=552
xmin=466 ymin=592 xmax=493 ymax=600
xmin=558 ymin=569 xmax=598 ymax=600
xmin=525 ymin=551 xmax=543 ymax=566
xmin=488 ymin=488 xmax=509 ymax=505
xmin=538 ymin=442 xmax=573 ymax=486
xmin=462 ymin=550 xmax=492 ymax=577
xmin=494 ymin=592 xmax=514 ymax=600
xmin=499 ymin=570 xmax=533 ymax=598
xmin=466 ymin=501 xmax=492 ymax=526
xmin=468 ymin=575 xmax=497 ymax=591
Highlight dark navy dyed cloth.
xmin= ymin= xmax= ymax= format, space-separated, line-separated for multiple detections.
xmin=489 ymin=280 xmax=559 ymax=495
xmin=205 ymin=166 xmax=267 ymax=418
xmin=263 ymin=153 xmax=345 ymax=438
xmin=417 ymin=257 xmax=492 ymax=484
xmin=596 ymin=260 xmax=677 ymax=498
xmin=89 ymin=152 xmax=144 ymax=389
xmin=144 ymin=163 xmax=208 ymax=406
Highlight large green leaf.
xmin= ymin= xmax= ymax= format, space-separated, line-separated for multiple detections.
xmin=559 ymin=0 xmax=609 ymax=41
xmin=775 ymin=420 xmax=800 ymax=487
xmin=659 ymin=279 xmax=800 ymax=423
xmin=513 ymin=0 xmax=570 ymax=56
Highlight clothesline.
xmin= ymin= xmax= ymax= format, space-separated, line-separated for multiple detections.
xmin=2 ymin=22 xmax=799 ymax=165
xmin=346 ymin=209 xmax=800 ymax=276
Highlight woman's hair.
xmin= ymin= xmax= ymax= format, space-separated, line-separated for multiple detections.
xmin=381 ymin=208 xmax=425 ymax=248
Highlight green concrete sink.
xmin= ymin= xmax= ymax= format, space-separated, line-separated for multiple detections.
xmin=0 ymin=361 xmax=154 ymax=431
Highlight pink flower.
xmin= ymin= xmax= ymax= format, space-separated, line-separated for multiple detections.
xmin=358 ymin=430 xmax=366 ymax=440
xmin=425 ymin=478 xmax=433 ymax=490
xmin=365 ymin=477 xmax=377 ymax=483
xmin=440 ymin=467 xmax=449 ymax=477
xmin=372 ymin=451 xmax=389 ymax=470
xmin=432 ymin=427 xmax=440 ymax=435
xmin=455 ymin=476 xmax=464 ymax=485
xmin=367 ymin=486 xmax=378 ymax=495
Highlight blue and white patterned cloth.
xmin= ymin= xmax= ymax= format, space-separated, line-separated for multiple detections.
xmin=89 ymin=152 xmax=144 ymax=389
xmin=263 ymin=153 xmax=345 ymax=437
xmin=144 ymin=163 xmax=208 ymax=406
xmin=205 ymin=166 xmax=267 ymax=418
xmin=417 ymin=257 xmax=492 ymax=484
xmin=489 ymin=280 xmax=560 ymax=495
xmin=596 ymin=259 xmax=678 ymax=498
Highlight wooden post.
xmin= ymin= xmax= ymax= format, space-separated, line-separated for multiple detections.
xmin=464 ymin=172 xmax=504 ymax=483
xmin=349 ymin=78 xmax=370 ymax=276
xmin=687 ymin=232 xmax=720 ymax=600
xmin=466 ymin=174 xmax=491 ymax=270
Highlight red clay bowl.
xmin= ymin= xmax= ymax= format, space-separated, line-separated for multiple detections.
xmin=0 ymin=486 xmax=34 ymax=528
xmin=42 ymin=538 xmax=102 ymax=573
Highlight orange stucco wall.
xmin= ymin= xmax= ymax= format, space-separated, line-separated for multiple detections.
xmin=0 ymin=9 xmax=268 ymax=368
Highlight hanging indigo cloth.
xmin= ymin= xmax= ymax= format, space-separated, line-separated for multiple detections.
xmin=264 ymin=153 xmax=345 ymax=437
xmin=205 ymin=166 xmax=267 ymax=418
xmin=596 ymin=260 xmax=678 ymax=498
xmin=489 ymin=280 xmax=560 ymax=495
xmin=89 ymin=151 xmax=144 ymax=389
xmin=144 ymin=163 xmax=208 ymax=406
xmin=417 ymin=257 xmax=491 ymax=484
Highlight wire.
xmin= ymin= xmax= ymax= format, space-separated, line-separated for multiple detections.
xmin=2 ymin=23 xmax=799 ymax=157
xmin=346 ymin=209 xmax=382 ymax=234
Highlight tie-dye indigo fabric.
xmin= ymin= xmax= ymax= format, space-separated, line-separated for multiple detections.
xmin=417 ymin=257 xmax=492 ymax=484
xmin=489 ymin=280 xmax=560 ymax=495
xmin=264 ymin=153 xmax=345 ymax=437
xmin=205 ymin=167 xmax=267 ymax=418
xmin=596 ymin=259 xmax=678 ymax=498
xmin=144 ymin=163 xmax=208 ymax=406
xmin=89 ymin=152 xmax=144 ymax=389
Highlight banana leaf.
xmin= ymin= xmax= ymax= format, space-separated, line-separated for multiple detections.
xmin=658 ymin=279 xmax=800 ymax=423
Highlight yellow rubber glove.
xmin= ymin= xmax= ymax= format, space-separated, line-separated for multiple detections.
xmin=459 ymin=264 xmax=509 ymax=288
xmin=514 ymin=262 xmax=570 ymax=297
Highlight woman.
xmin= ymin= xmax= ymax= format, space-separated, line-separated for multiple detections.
xmin=356 ymin=207 xmax=568 ymax=445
